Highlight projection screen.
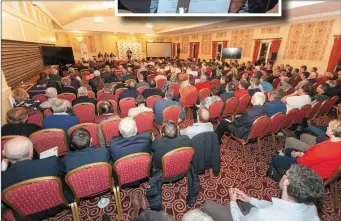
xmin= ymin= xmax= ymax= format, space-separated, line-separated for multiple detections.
xmin=146 ymin=42 xmax=172 ymax=58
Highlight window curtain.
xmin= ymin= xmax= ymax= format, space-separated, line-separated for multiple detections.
xmin=327 ymin=36 xmax=341 ymax=72
xmin=172 ymin=44 xmax=176 ymax=57
xmin=252 ymin=40 xmax=261 ymax=63
xmin=194 ymin=43 xmax=200 ymax=59
xmin=212 ymin=42 xmax=218 ymax=59
xmin=223 ymin=41 xmax=228 ymax=48
xmin=189 ymin=43 xmax=194 ymax=58
xmin=270 ymin=39 xmax=281 ymax=60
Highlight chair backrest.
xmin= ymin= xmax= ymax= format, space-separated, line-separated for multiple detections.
xmin=156 ymin=78 xmax=166 ymax=89
xmin=324 ymin=165 xmax=341 ymax=186
xmin=235 ymin=94 xmax=251 ymax=114
xmin=265 ymin=112 xmax=286 ymax=135
xmin=113 ymin=153 xmax=152 ymax=186
xmin=282 ymin=108 xmax=299 ymax=129
xmin=209 ymin=100 xmax=225 ymax=119
xmin=100 ymin=118 xmax=122 ymax=144
xmin=119 ymin=97 xmax=136 ymax=118
xmin=134 ymin=111 xmax=154 ymax=133
xmin=97 ymin=91 xmax=117 ymax=102
xmin=1 ymin=177 xmax=68 ymax=218
xmin=210 ymin=79 xmax=220 ymax=89
xmin=32 ymin=94 xmax=47 ymax=103
xmin=199 ymin=88 xmax=211 ymax=102
xmin=96 ymin=100 xmax=118 ymax=115
xmin=247 ymin=116 xmax=270 ymax=140
xmin=146 ymin=95 xmax=162 ymax=109
xmin=29 ymin=129 xmax=68 ymax=156
xmin=57 ymin=93 xmax=76 ymax=103
xmin=137 ymin=86 xmax=149 ymax=94
xmin=312 ymin=82 xmax=321 ymax=90
xmin=162 ymin=147 xmax=194 ymax=182
xmin=65 ymin=163 xmax=112 ymax=203
xmin=68 ymin=123 xmax=100 ymax=147
xmin=306 ymin=101 xmax=321 ymax=120
xmin=115 ymin=88 xmax=127 ymax=97
xmin=27 ymin=112 xmax=43 ymax=128
xmin=292 ymin=77 xmax=302 ymax=87
xmin=1 ymin=136 xmax=20 ymax=160
xmin=147 ymin=74 xmax=155 ymax=82
xmin=183 ymin=89 xmax=199 ymax=107
xmin=73 ymin=103 xmax=96 ymax=123
xmin=87 ymin=91 xmax=96 ymax=99
xmin=295 ymin=104 xmax=311 ymax=124
xmin=163 ymin=105 xmax=181 ymax=124
xmin=285 ymin=87 xmax=295 ymax=96
xmin=317 ymin=97 xmax=338 ymax=116
xmin=43 ymin=109 xmax=53 ymax=117
xmin=169 ymin=84 xmax=180 ymax=96
xmin=272 ymin=78 xmax=281 ymax=88
xmin=222 ymin=97 xmax=239 ymax=117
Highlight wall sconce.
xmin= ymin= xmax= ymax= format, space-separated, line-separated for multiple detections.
xmin=77 ymin=37 xmax=83 ymax=42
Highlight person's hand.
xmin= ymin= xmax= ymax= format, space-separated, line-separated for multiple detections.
xmin=291 ymin=151 xmax=304 ymax=158
xmin=235 ymin=188 xmax=251 ymax=203
xmin=298 ymin=152 xmax=304 ymax=157
xmin=229 ymin=187 xmax=238 ymax=201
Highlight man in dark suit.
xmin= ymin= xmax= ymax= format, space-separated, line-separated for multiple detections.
xmin=142 ymin=79 xmax=165 ymax=99
xmin=58 ymin=77 xmax=78 ymax=96
xmin=220 ymin=83 xmax=235 ymax=102
xmin=263 ymin=89 xmax=286 ymax=117
xmin=72 ymin=86 xmax=97 ymax=106
xmin=109 ymin=117 xmax=152 ymax=162
xmin=62 ymin=128 xmax=111 ymax=173
xmin=47 ymin=68 xmax=62 ymax=88
xmin=119 ymin=79 xmax=139 ymax=101
xmin=152 ymin=121 xmax=191 ymax=169
xmin=215 ymin=92 xmax=267 ymax=142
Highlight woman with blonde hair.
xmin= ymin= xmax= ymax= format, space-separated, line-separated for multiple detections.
xmin=12 ymin=88 xmax=41 ymax=113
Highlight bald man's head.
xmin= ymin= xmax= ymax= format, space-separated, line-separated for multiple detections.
xmin=3 ymin=136 xmax=33 ymax=162
xmin=198 ymin=107 xmax=210 ymax=123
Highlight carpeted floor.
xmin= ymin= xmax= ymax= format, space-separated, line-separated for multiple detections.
xmin=47 ymin=114 xmax=341 ymax=221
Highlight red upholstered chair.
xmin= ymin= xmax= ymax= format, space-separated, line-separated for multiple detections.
xmin=199 ymin=88 xmax=211 ymax=102
xmin=43 ymin=109 xmax=53 ymax=117
xmin=315 ymin=96 xmax=338 ymax=121
xmin=146 ymin=95 xmax=163 ymax=109
xmin=312 ymin=82 xmax=321 ymax=90
xmin=1 ymin=177 xmax=79 ymax=220
xmin=235 ymin=94 xmax=251 ymax=116
xmin=221 ymin=97 xmax=239 ymax=119
xmin=162 ymin=147 xmax=194 ymax=183
xmin=294 ymin=104 xmax=311 ymax=125
xmin=154 ymin=105 xmax=181 ymax=133
xmin=27 ymin=112 xmax=43 ymax=128
xmin=292 ymin=77 xmax=302 ymax=88
xmin=210 ymin=79 xmax=220 ymax=89
xmin=272 ymin=78 xmax=281 ymax=89
xmin=100 ymin=118 xmax=122 ymax=144
xmin=2 ymin=208 xmax=15 ymax=221
xmin=32 ymin=94 xmax=47 ymax=103
xmin=264 ymin=91 xmax=270 ymax=101
xmin=29 ymin=129 xmax=68 ymax=156
xmin=229 ymin=116 xmax=270 ymax=157
xmin=182 ymin=89 xmax=199 ymax=108
xmin=57 ymin=93 xmax=76 ymax=103
xmin=264 ymin=113 xmax=286 ymax=148
xmin=97 ymin=91 xmax=118 ymax=102
xmin=87 ymin=91 xmax=96 ymax=99
xmin=281 ymin=108 xmax=299 ymax=130
xmin=306 ymin=101 xmax=321 ymax=123
xmin=115 ymin=88 xmax=127 ymax=97
xmin=1 ymin=136 xmax=20 ymax=160
xmin=336 ymin=80 xmax=341 ymax=87
xmin=137 ymin=86 xmax=149 ymax=94
xmin=119 ymin=97 xmax=136 ymax=118
xmin=285 ymin=87 xmax=295 ymax=96
xmin=96 ymin=100 xmax=118 ymax=115
xmin=324 ymin=165 xmax=341 ymax=207
xmin=156 ymin=78 xmax=167 ymax=89
xmin=209 ymin=100 xmax=225 ymax=120
xmin=147 ymin=74 xmax=155 ymax=82
xmin=73 ymin=103 xmax=96 ymax=123
xmin=169 ymin=84 xmax=180 ymax=96
xmin=113 ymin=153 xmax=152 ymax=217
xmin=134 ymin=111 xmax=154 ymax=134
xmin=68 ymin=123 xmax=100 ymax=147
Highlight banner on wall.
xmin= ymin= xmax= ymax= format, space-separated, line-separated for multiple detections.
xmin=80 ymin=44 xmax=90 ymax=61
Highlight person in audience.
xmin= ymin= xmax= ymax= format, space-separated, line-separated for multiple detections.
xmin=72 ymin=86 xmax=97 ymax=106
xmin=278 ymin=77 xmax=292 ymax=92
xmin=155 ymin=69 xmax=167 ymax=82
xmin=137 ymin=64 xmax=148 ymax=76
xmin=263 ymin=89 xmax=286 ymax=117
xmin=218 ymin=76 xmax=227 ymax=95
xmin=103 ymin=69 xmax=117 ymax=83
xmin=326 ymin=80 xmax=341 ymax=102
xmin=200 ymin=87 xmax=222 ymax=109
xmin=294 ymin=71 xmax=310 ymax=90
xmin=234 ymin=80 xmax=249 ymax=99
xmin=195 ymin=75 xmax=211 ymax=92
xmin=1 ymin=107 xmax=41 ymax=137
xmin=40 ymin=87 xmax=59 ymax=109
xmin=215 ymin=92 xmax=266 ymax=142
xmin=204 ymin=164 xmax=324 ymax=221
xmin=36 ymin=72 xmax=49 ymax=87
xmin=101 ymin=65 xmax=112 ymax=81
xmin=154 ymin=90 xmax=185 ymax=124
xmin=142 ymin=79 xmax=165 ymax=99
xmin=97 ymin=83 xmax=117 ymax=101
xmin=43 ymin=99 xmax=79 ymax=134
xmin=128 ymin=95 xmax=153 ymax=118
xmin=270 ymin=119 xmax=341 ymax=180
xmin=119 ymin=79 xmax=139 ymax=101
xmin=260 ymin=75 xmax=273 ymax=91
xmin=68 ymin=68 xmax=81 ymax=89
xmin=299 ymin=65 xmax=307 ymax=74
xmin=1 ymin=136 xmax=73 ymax=220
xmin=12 ymin=88 xmax=41 ymax=113
xmin=220 ymin=83 xmax=235 ymax=102
xmin=89 ymin=70 xmax=104 ymax=93
xmin=186 ymin=65 xmax=198 ymax=77
xmin=109 ymin=117 xmax=152 ymax=162
xmin=180 ymin=107 xmax=213 ymax=139
xmin=248 ymin=77 xmax=264 ymax=96
xmin=122 ymin=68 xmax=133 ymax=82
xmin=62 ymin=128 xmax=111 ymax=172
xmin=308 ymin=71 xmax=318 ymax=84
xmin=162 ymin=73 xmax=178 ymax=93
xmin=47 ymin=68 xmax=62 ymax=88
xmin=137 ymin=74 xmax=150 ymax=88
xmin=95 ymin=101 xmax=119 ymax=124
xmin=179 ymin=75 xmax=198 ymax=104
xmin=58 ymin=77 xmax=78 ymax=96
xmin=152 ymin=120 xmax=191 ymax=169
xmin=281 ymin=84 xmax=312 ymax=111
xmin=113 ymin=75 xmax=127 ymax=94
xmin=313 ymin=83 xmax=330 ymax=102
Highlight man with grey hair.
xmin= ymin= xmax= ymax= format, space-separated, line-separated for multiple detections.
xmin=47 ymin=68 xmax=61 ymax=88
xmin=43 ymin=99 xmax=80 ymax=133
xmin=109 ymin=117 xmax=152 ymax=162
xmin=278 ymin=77 xmax=292 ymax=92
xmin=40 ymin=87 xmax=71 ymax=109
xmin=180 ymin=107 xmax=213 ymax=139
xmin=215 ymin=92 xmax=266 ymax=142
xmin=263 ymin=89 xmax=286 ymax=117
xmin=72 ymin=86 xmax=97 ymax=106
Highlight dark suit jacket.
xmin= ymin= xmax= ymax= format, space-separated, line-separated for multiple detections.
xmin=58 ymin=87 xmax=78 ymax=96
xmin=151 ymin=135 xmax=191 ymax=169
xmin=142 ymin=88 xmax=165 ymax=99
xmin=62 ymin=146 xmax=111 ymax=173
xmin=263 ymin=100 xmax=287 ymax=117
xmin=72 ymin=96 xmax=97 ymax=106
xmin=248 ymin=88 xmax=261 ymax=97
xmin=118 ymin=88 xmax=139 ymax=101
xmin=47 ymin=75 xmax=62 ymax=88
xmin=220 ymin=92 xmax=235 ymax=102
xmin=113 ymin=83 xmax=127 ymax=93
xmin=109 ymin=132 xmax=152 ymax=162
xmin=42 ymin=114 xmax=80 ymax=134
xmin=69 ymin=77 xmax=80 ymax=89
xmin=1 ymin=123 xmax=41 ymax=137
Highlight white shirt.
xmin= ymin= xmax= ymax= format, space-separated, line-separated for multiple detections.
xmin=180 ymin=122 xmax=213 ymax=139
xmin=286 ymin=95 xmax=311 ymax=111
xmin=230 ymin=197 xmax=320 ymax=221
xmin=128 ymin=106 xmax=153 ymax=118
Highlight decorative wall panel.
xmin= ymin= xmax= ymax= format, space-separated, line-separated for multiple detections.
xmin=182 ymin=36 xmax=189 ymax=54
xmin=230 ymin=29 xmax=254 ymax=57
xmin=117 ymin=42 xmax=142 ymax=60
xmin=261 ymin=26 xmax=280 ymax=34
xmin=216 ymin=32 xmax=227 ymax=39
xmin=191 ymin=35 xmax=199 ymax=40
xmin=201 ymin=33 xmax=212 ymax=55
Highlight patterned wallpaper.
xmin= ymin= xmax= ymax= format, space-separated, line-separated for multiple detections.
xmin=117 ymin=42 xmax=142 ymax=60
xmin=191 ymin=35 xmax=199 ymax=41
xmin=261 ymin=26 xmax=281 ymax=34
xmin=230 ymin=29 xmax=254 ymax=57
xmin=216 ymin=32 xmax=227 ymax=39
xmin=201 ymin=33 xmax=212 ymax=55
xmin=182 ymin=36 xmax=189 ymax=54
xmin=284 ymin=20 xmax=334 ymax=60
xmin=68 ymin=35 xmax=97 ymax=53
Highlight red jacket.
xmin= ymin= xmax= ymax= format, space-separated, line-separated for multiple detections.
xmin=195 ymin=82 xmax=211 ymax=92
xmin=297 ymin=140 xmax=341 ymax=179
xmin=234 ymin=89 xmax=249 ymax=99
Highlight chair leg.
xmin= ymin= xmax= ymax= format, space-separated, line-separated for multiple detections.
xmin=272 ymin=133 xmax=276 ymax=150
xmin=69 ymin=202 xmax=80 ymax=221
xmin=116 ymin=186 xmax=123 ymax=218
xmin=257 ymin=138 xmax=262 ymax=158
xmin=242 ymin=143 xmax=246 ymax=158
xmin=74 ymin=202 xmax=80 ymax=221
xmin=330 ymin=182 xmax=339 ymax=208
xmin=113 ymin=186 xmax=121 ymax=219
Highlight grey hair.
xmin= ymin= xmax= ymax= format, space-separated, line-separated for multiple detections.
xmin=119 ymin=117 xmax=137 ymax=138
xmin=252 ymin=92 xmax=266 ymax=106
xmin=4 ymin=136 xmax=33 ymax=161
xmin=78 ymin=86 xmax=88 ymax=96
xmin=51 ymin=99 xmax=69 ymax=113
xmin=269 ymin=89 xmax=283 ymax=100
xmin=51 ymin=68 xmax=58 ymax=75
xmin=45 ymin=87 xmax=57 ymax=99
xmin=68 ymin=67 xmax=75 ymax=74
xmin=182 ymin=209 xmax=214 ymax=221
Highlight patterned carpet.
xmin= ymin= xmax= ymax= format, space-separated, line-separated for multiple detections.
xmin=47 ymin=114 xmax=341 ymax=221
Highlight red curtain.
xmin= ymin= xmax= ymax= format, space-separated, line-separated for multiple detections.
xmin=223 ymin=41 xmax=228 ymax=48
xmin=252 ymin=40 xmax=261 ymax=63
xmin=270 ymin=39 xmax=281 ymax=60
xmin=172 ymin=44 xmax=176 ymax=57
xmin=327 ymin=36 xmax=341 ymax=72
xmin=212 ymin=42 xmax=217 ymax=59
xmin=195 ymin=43 xmax=200 ymax=59
xmin=189 ymin=43 xmax=193 ymax=58
xmin=176 ymin=44 xmax=180 ymax=58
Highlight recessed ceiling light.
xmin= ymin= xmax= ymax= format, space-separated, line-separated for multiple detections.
xmin=145 ymin=23 xmax=153 ymax=28
xmin=94 ymin=17 xmax=104 ymax=23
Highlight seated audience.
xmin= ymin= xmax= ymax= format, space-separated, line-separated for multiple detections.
xmin=195 ymin=75 xmax=211 ymax=92
xmin=1 ymin=107 xmax=41 ymax=137
xmin=294 ymin=71 xmax=309 ymax=90
xmin=58 ymin=77 xmax=78 ymax=96
xmin=281 ymin=84 xmax=312 ymax=111
xmin=113 ymin=75 xmax=127 ymax=94
xmin=142 ymin=79 xmax=165 ymax=99
xmin=200 ymin=88 xmax=222 ymax=108
xmin=68 ymin=68 xmax=81 ymax=89
xmin=36 ymin=72 xmax=49 ymax=87
xmin=248 ymin=77 xmax=263 ymax=96
xmin=179 ymin=75 xmax=198 ymax=104
xmin=97 ymin=83 xmax=118 ymax=102
xmin=204 ymin=165 xmax=324 ymax=221
xmin=234 ymin=80 xmax=249 ymax=99
xmin=218 ymin=76 xmax=227 ymax=95
xmin=72 ymin=86 xmax=97 ymax=106
xmin=62 ymin=128 xmax=111 ymax=172
xmin=137 ymin=74 xmax=150 ymax=88
xmin=215 ymin=92 xmax=266 ymax=142
xmin=180 ymin=107 xmax=213 ymax=139
xmin=43 ymin=99 xmax=79 ymax=133
xmin=270 ymin=119 xmax=341 ymax=179
xmin=155 ymin=69 xmax=167 ymax=82
xmin=119 ymin=79 xmax=139 ymax=101
xmin=153 ymin=90 xmax=185 ymax=124
xmin=313 ymin=83 xmax=330 ymax=102
xmin=95 ymin=101 xmax=119 ymax=124
xmin=122 ymin=68 xmax=133 ymax=82
xmin=220 ymin=83 xmax=235 ymax=102
xmin=308 ymin=71 xmax=318 ymax=84
xmin=278 ymin=77 xmax=292 ymax=92
xmin=40 ymin=87 xmax=59 ymax=109
xmin=12 ymin=88 xmax=41 ymax=113
xmin=162 ymin=73 xmax=178 ymax=93
xmin=109 ymin=117 xmax=152 ymax=162
xmin=89 ymin=70 xmax=104 ymax=93
xmin=128 ymin=95 xmax=153 ymax=118
xmin=47 ymin=68 xmax=61 ymax=88
xmin=326 ymin=80 xmax=341 ymax=101
xmin=151 ymin=121 xmax=191 ymax=169
xmin=260 ymin=75 xmax=273 ymax=91
xmin=263 ymin=90 xmax=287 ymax=117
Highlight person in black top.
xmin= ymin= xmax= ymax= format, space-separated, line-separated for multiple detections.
xmin=72 ymin=86 xmax=97 ymax=106
xmin=1 ymin=107 xmax=41 ymax=137
xmin=142 ymin=79 xmax=165 ymax=99
xmin=58 ymin=77 xmax=78 ymax=96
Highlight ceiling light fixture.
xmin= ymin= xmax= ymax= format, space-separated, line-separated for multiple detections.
xmin=102 ymin=1 xmax=115 ymax=9
xmin=94 ymin=16 xmax=104 ymax=23
xmin=145 ymin=23 xmax=153 ymax=28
